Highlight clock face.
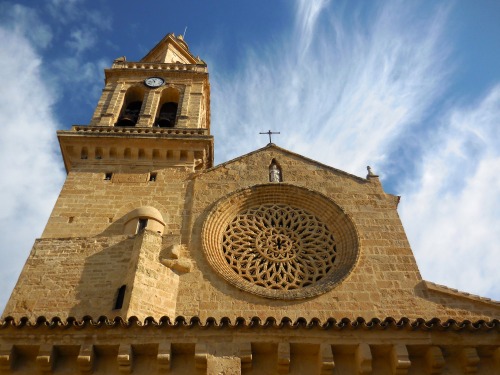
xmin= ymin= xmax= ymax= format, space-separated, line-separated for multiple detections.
xmin=144 ymin=77 xmax=164 ymax=87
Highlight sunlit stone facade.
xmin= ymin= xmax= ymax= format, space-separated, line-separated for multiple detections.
xmin=1 ymin=33 xmax=498 ymax=374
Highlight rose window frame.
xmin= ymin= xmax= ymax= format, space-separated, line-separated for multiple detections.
xmin=202 ymin=184 xmax=359 ymax=299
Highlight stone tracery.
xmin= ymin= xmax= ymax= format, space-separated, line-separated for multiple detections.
xmin=222 ymin=204 xmax=337 ymax=290
xmin=202 ymin=183 xmax=360 ymax=299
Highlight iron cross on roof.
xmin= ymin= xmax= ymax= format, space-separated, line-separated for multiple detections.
xmin=259 ymin=130 xmax=280 ymax=145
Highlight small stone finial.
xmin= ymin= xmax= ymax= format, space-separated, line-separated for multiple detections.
xmin=114 ymin=56 xmax=126 ymax=63
xmin=366 ymin=166 xmax=379 ymax=178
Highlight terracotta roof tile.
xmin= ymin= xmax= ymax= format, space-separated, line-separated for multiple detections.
xmin=1 ymin=316 xmax=498 ymax=331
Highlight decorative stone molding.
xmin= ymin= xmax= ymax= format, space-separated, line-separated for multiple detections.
xmin=195 ymin=343 xmax=208 ymax=370
xmin=391 ymin=344 xmax=411 ymax=375
xmin=277 ymin=342 xmax=290 ymax=374
xmin=157 ymin=342 xmax=171 ymax=372
xmin=160 ymin=244 xmax=193 ymax=273
xmin=117 ymin=344 xmax=132 ymax=374
xmin=425 ymin=346 xmax=445 ymax=374
xmin=319 ymin=344 xmax=334 ymax=374
xmin=112 ymin=62 xmax=208 ymax=73
xmin=355 ymin=343 xmax=372 ymax=375
xmin=71 ymin=125 xmax=208 ymax=135
xmin=160 ymin=258 xmax=192 ymax=273
xmin=239 ymin=342 xmax=252 ymax=370
xmin=202 ymin=184 xmax=359 ymax=299
xmin=0 ymin=345 xmax=14 ymax=371
xmin=460 ymin=347 xmax=479 ymax=374
xmin=36 ymin=344 xmax=54 ymax=374
xmin=77 ymin=344 xmax=94 ymax=374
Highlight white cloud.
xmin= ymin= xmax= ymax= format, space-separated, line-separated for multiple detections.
xmin=47 ymin=0 xmax=112 ymax=30
xmin=0 ymin=3 xmax=53 ymax=49
xmin=66 ymin=29 xmax=97 ymax=55
xmin=210 ymin=1 xmax=499 ymax=300
xmin=212 ymin=1 xmax=449 ymax=175
xmin=400 ymin=86 xmax=500 ymax=299
xmin=295 ymin=0 xmax=330 ymax=52
xmin=0 ymin=27 xmax=65 ymax=313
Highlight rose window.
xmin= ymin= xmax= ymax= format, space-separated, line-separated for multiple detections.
xmin=222 ymin=205 xmax=337 ymax=290
xmin=202 ymin=184 xmax=359 ymax=299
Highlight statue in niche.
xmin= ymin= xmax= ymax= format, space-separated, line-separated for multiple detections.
xmin=269 ymin=161 xmax=282 ymax=183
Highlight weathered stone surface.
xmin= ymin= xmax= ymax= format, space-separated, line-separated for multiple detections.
xmin=1 ymin=32 xmax=499 ymax=375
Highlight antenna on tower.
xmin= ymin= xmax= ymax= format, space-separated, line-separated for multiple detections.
xmin=183 ymin=26 xmax=188 ymax=39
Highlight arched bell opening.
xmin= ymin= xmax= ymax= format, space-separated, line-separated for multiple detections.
xmin=155 ymin=87 xmax=180 ymax=128
xmin=156 ymin=102 xmax=178 ymax=128
xmin=115 ymin=86 xmax=145 ymax=127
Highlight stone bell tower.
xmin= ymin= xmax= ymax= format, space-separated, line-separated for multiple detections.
xmin=3 ymin=33 xmax=212 ymax=320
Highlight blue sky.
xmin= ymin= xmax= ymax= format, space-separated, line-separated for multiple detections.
xmin=1 ymin=0 xmax=500 ymax=313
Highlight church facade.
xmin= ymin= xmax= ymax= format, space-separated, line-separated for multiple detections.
xmin=1 ymin=34 xmax=498 ymax=374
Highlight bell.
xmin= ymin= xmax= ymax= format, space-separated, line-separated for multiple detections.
xmin=156 ymin=114 xmax=174 ymax=128
xmin=115 ymin=115 xmax=137 ymax=127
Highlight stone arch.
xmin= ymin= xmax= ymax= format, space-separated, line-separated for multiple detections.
xmin=155 ymin=86 xmax=180 ymax=128
xmin=115 ymin=85 xmax=146 ymax=127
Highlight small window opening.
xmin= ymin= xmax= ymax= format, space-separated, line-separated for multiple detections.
xmin=269 ymin=159 xmax=283 ymax=182
xmin=137 ymin=218 xmax=148 ymax=233
xmin=95 ymin=148 xmax=103 ymax=159
xmin=108 ymin=217 xmax=113 ymax=223
xmin=81 ymin=148 xmax=88 ymax=160
xmin=68 ymin=216 xmax=74 ymax=223
xmin=149 ymin=173 xmax=157 ymax=182
xmin=104 ymin=173 xmax=113 ymax=180
xmin=124 ymin=148 xmax=132 ymax=159
xmin=116 ymin=101 xmax=142 ymax=127
xmin=155 ymin=102 xmax=178 ymax=128
xmin=114 ymin=285 xmax=126 ymax=310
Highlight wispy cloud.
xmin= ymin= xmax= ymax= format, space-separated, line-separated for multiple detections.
xmin=211 ymin=0 xmax=500 ymax=299
xmin=0 ymin=3 xmax=53 ymax=49
xmin=0 ymin=27 xmax=65 ymax=311
xmin=66 ymin=28 xmax=97 ymax=55
xmin=212 ymin=0 xmax=449 ymax=175
xmin=295 ymin=0 xmax=330 ymax=52
xmin=47 ymin=0 xmax=111 ymax=30
xmin=399 ymin=86 xmax=500 ymax=298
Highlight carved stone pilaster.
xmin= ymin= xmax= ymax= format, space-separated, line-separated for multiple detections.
xmin=0 ymin=344 xmax=15 ymax=372
xmin=355 ymin=343 xmax=372 ymax=375
xmin=195 ymin=343 xmax=208 ymax=371
xmin=117 ymin=344 xmax=132 ymax=374
xmin=36 ymin=344 xmax=54 ymax=374
xmin=390 ymin=344 xmax=411 ymax=375
xmin=319 ymin=344 xmax=334 ymax=374
xmin=239 ymin=342 xmax=252 ymax=370
xmin=425 ymin=346 xmax=445 ymax=374
xmin=460 ymin=347 xmax=479 ymax=374
xmin=77 ymin=344 xmax=94 ymax=374
xmin=277 ymin=342 xmax=290 ymax=374
xmin=157 ymin=342 xmax=171 ymax=372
